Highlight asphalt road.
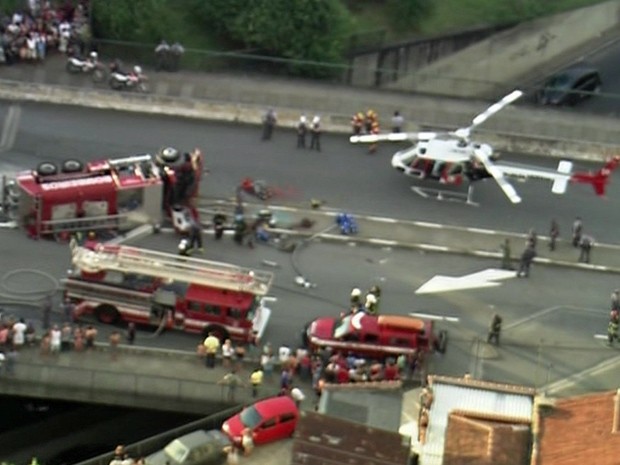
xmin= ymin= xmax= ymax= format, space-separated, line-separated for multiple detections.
xmin=0 ymin=101 xmax=618 ymax=395
xmin=1 ymin=101 xmax=620 ymax=244
xmin=1 ymin=224 xmax=618 ymax=394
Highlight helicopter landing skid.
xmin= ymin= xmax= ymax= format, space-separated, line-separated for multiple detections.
xmin=411 ymin=185 xmax=478 ymax=206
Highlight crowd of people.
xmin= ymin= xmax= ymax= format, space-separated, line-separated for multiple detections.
xmin=0 ymin=1 xmax=91 ymax=65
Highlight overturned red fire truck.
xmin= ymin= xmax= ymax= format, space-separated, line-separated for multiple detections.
xmin=12 ymin=147 xmax=202 ymax=239
xmin=64 ymin=241 xmax=275 ymax=343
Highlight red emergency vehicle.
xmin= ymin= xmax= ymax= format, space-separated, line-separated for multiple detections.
xmin=305 ymin=312 xmax=445 ymax=359
xmin=64 ymin=241 xmax=274 ymax=343
xmin=12 ymin=147 xmax=202 ymax=239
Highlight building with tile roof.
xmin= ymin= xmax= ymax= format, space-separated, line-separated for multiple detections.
xmin=533 ymin=388 xmax=620 ymax=465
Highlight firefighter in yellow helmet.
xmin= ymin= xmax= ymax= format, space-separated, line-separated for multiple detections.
xmin=368 ymin=119 xmax=380 ymax=154
xmin=351 ymin=112 xmax=364 ymax=136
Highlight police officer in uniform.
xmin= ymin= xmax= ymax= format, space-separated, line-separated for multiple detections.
xmin=310 ymin=115 xmax=321 ymax=152
xmin=297 ymin=115 xmax=307 ymax=149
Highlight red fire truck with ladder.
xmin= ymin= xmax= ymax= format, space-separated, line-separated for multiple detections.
xmin=8 ymin=147 xmax=203 ymax=239
xmin=64 ymin=241 xmax=275 ymax=343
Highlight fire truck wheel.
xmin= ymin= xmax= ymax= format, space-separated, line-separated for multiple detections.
xmin=202 ymin=325 xmax=229 ymax=343
xmin=94 ymin=304 xmax=120 ymax=325
xmin=62 ymin=159 xmax=84 ymax=173
xmin=36 ymin=162 xmax=58 ymax=176
xmin=435 ymin=330 xmax=448 ymax=354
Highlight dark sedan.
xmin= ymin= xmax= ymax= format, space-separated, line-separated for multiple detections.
xmin=537 ymin=67 xmax=602 ymax=105
xmin=145 ymin=430 xmax=231 ymax=465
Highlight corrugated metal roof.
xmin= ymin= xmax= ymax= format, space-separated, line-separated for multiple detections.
xmin=420 ymin=382 xmax=534 ymax=465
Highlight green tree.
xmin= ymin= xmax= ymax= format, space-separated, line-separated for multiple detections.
xmin=386 ymin=0 xmax=433 ymax=33
xmin=229 ymin=0 xmax=351 ymax=75
xmin=91 ymin=0 xmax=183 ymax=43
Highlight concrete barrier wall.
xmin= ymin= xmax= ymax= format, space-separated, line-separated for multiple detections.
xmin=349 ymin=26 xmax=508 ymax=88
xmin=386 ymin=0 xmax=620 ymax=97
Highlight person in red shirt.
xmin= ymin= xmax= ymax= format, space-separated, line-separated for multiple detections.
xmin=383 ymin=359 xmax=400 ymax=381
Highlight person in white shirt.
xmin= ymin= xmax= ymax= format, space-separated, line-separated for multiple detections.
xmin=12 ymin=319 xmax=27 ymax=349
xmin=290 ymin=386 xmax=305 ymax=408
xmin=278 ymin=345 xmax=291 ymax=364
xmin=50 ymin=325 xmax=62 ymax=354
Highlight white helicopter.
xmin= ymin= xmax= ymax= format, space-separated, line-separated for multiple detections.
xmin=350 ymin=90 xmax=618 ymax=204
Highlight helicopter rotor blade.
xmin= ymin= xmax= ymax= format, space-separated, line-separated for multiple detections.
xmin=454 ymin=90 xmax=524 ymax=140
xmin=349 ymin=131 xmax=438 ymax=144
xmin=474 ymin=148 xmax=522 ymax=204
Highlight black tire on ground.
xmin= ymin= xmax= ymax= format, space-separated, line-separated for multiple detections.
xmin=62 ymin=159 xmax=84 ymax=173
xmin=202 ymin=324 xmax=229 ymax=343
xmin=36 ymin=162 xmax=58 ymax=176
xmin=94 ymin=304 xmax=120 ymax=325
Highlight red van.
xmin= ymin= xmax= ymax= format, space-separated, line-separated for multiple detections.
xmin=221 ymin=396 xmax=298 ymax=445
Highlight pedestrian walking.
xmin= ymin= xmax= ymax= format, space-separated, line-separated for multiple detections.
xmin=109 ymin=330 xmax=121 ymax=361
xmin=517 ymin=245 xmax=536 ymax=278
xmin=391 ymin=110 xmax=404 ymax=133
xmin=350 ymin=287 xmax=362 ymax=308
xmin=154 ymin=39 xmax=170 ymax=71
xmin=549 ymin=219 xmax=559 ymax=251
xmin=170 ymin=41 xmax=185 ymax=71
xmin=487 ymin=314 xmax=502 ymax=345
xmin=261 ymin=108 xmax=277 ymax=141
xmin=500 ymin=238 xmax=513 ymax=270
xmin=572 ymin=216 xmax=583 ymax=247
xmin=203 ymin=332 xmax=220 ymax=368
xmin=212 ymin=209 xmax=227 ymax=240
xmin=188 ymin=216 xmax=203 ymax=253
xmin=218 ymin=368 xmax=243 ymax=402
xmin=607 ymin=320 xmax=619 ymax=346
xmin=250 ymin=366 xmax=264 ymax=398
xmin=578 ymin=234 xmax=594 ymax=263
xmin=296 ymin=115 xmax=307 ymax=149
xmin=309 ymin=115 xmax=321 ymax=151
xmin=526 ymin=228 xmax=537 ymax=250
xmin=126 ymin=322 xmax=136 ymax=345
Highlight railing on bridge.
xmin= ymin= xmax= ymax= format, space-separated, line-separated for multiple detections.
xmin=74 ymin=405 xmax=243 ymax=465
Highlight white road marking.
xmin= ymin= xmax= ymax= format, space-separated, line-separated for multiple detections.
xmin=409 ymin=312 xmax=460 ymax=322
xmin=541 ymin=355 xmax=620 ymax=395
xmin=415 ymin=268 xmax=517 ymax=294
xmin=0 ymin=105 xmax=22 ymax=152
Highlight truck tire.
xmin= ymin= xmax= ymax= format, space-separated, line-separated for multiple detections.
xmin=36 ymin=162 xmax=58 ymax=176
xmin=435 ymin=330 xmax=448 ymax=354
xmin=94 ymin=304 xmax=120 ymax=325
xmin=62 ymin=159 xmax=84 ymax=173
xmin=202 ymin=325 xmax=229 ymax=343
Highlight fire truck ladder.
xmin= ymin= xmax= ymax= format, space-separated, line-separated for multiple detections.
xmin=70 ymin=242 xmax=274 ymax=296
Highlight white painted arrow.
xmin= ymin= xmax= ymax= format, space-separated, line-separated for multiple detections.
xmin=415 ymin=268 xmax=517 ymax=294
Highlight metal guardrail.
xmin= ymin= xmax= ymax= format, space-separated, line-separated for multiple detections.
xmin=74 ymin=405 xmax=243 ymax=465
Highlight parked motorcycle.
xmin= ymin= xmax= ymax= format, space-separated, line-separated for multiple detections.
xmin=108 ymin=65 xmax=149 ymax=93
xmin=66 ymin=51 xmax=106 ymax=83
